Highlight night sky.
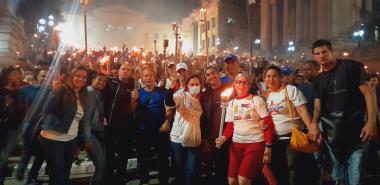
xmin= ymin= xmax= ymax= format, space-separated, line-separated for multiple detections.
xmin=63 ymin=0 xmax=200 ymax=23
xmin=59 ymin=0 xmax=204 ymax=49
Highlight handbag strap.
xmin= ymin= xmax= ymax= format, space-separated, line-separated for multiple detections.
xmin=284 ymin=86 xmax=297 ymax=125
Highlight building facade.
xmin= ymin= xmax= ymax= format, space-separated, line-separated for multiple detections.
xmin=184 ymin=0 xmax=250 ymax=56
xmin=0 ymin=0 xmax=28 ymax=67
xmin=255 ymin=0 xmax=374 ymax=58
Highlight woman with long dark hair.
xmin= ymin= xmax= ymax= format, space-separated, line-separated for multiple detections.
xmin=40 ymin=66 xmax=88 ymax=185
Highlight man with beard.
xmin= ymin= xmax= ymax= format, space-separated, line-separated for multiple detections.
xmin=200 ymin=66 xmax=230 ymax=185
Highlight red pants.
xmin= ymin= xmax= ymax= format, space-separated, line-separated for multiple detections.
xmin=228 ymin=141 xmax=265 ymax=179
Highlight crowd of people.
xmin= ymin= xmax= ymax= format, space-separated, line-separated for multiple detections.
xmin=0 ymin=39 xmax=379 ymax=185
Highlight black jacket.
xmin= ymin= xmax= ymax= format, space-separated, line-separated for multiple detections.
xmin=103 ymin=77 xmax=135 ymax=127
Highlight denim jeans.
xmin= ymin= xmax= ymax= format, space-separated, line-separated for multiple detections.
xmin=87 ymin=132 xmax=106 ymax=185
xmin=41 ymin=137 xmax=77 ymax=185
xmin=170 ymin=141 xmax=199 ymax=185
xmin=325 ymin=141 xmax=368 ymax=185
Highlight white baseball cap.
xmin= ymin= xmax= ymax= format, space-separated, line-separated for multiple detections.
xmin=176 ymin=63 xmax=188 ymax=71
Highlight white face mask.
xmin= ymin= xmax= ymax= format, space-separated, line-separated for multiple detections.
xmin=189 ymin=86 xmax=201 ymax=95
xmin=24 ymin=75 xmax=34 ymax=82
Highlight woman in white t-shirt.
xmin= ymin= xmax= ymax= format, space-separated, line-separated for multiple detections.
xmin=264 ymin=65 xmax=320 ymax=185
xmin=40 ymin=67 xmax=88 ymax=185
xmin=216 ymin=73 xmax=275 ymax=185
xmin=170 ymin=74 xmax=203 ymax=185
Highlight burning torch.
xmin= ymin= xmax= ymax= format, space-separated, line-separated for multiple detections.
xmin=218 ymin=87 xmax=234 ymax=147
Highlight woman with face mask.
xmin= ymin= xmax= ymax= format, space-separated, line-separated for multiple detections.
xmin=169 ymin=74 xmax=203 ymax=185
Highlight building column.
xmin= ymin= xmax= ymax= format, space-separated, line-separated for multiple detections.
xmin=365 ymin=0 xmax=372 ymax=13
xmin=316 ymin=0 xmax=331 ymax=39
xmin=303 ymin=0 xmax=310 ymax=40
xmin=260 ymin=0 xmax=271 ymax=52
xmin=289 ymin=0 xmax=296 ymax=42
xmin=309 ymin=0 xmax=317 ymax=40
xmin=295 ymin=0 xmax=303 ymax=42
xmin=283 ymin=0 xmax=289 ymax=45
xmin=271 ymin=0 xmax=278 ymax=49
xmin=354 ymin=0 xmax=363 ymax=24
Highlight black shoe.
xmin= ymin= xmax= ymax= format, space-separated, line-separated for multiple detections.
xmin=16 ymin=168 xmax=25 ymax=181
xmin=26 ymin=177 xmax=42 ymax=185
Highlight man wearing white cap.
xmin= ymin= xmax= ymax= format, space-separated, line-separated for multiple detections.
xmin=170 ymin=63 xmax=188 ymax=92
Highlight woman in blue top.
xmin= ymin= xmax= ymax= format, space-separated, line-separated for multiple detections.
xmin=40 ymin=66 xmax=88 ymax=185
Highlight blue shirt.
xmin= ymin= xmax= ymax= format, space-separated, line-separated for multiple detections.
xmin=297 ymin=83 xmax=315 ymax=117
xmin=136 ymin=87 xmax=167 ymax=134
xmin=20 ymin=85 xmax=40 ymax=106
xmin=220 ymin=75 xmax=233 ymax=85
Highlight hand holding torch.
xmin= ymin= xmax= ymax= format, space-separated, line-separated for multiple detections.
xmin=217 ymin=87 xmax=233 ymax=148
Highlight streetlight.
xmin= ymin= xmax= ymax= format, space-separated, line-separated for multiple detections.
xmin=233 ymin=46 xmax=239 ymax=54
xmin=254 ymin=39 xmax=261 ymax=49
xmin=39 ymin=19 xmax=46 ymax=25
xmin=80 ymin=0 xmax=89 ymax=54
xmin=287 ymin=41 xmax=295 ymax=52
xmin=216 ymin=38 xmax=221 ymax=46
xmin=38 ymin=26 xmax=45 ymax=33
xmin=48 ymin=14 xmax=54 ymax=27
xmin=200 ymin=8 xmax=209 ymax=66
xmin=353 ymin=29 xmax=365 ymax=47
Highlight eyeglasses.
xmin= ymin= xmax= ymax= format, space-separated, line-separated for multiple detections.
xmin=74 ymin=75 xmax=87 ymax=80
xmin=235 ymin=80 xmax=248 ymax=85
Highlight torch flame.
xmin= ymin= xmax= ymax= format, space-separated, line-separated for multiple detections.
xmin=132 ymin=46 xmax=140 ymax=53
xmin=221 ymin=87 xmax=233 ymax=98
xmin=100 ymin=55 xmax=109 ymax=64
